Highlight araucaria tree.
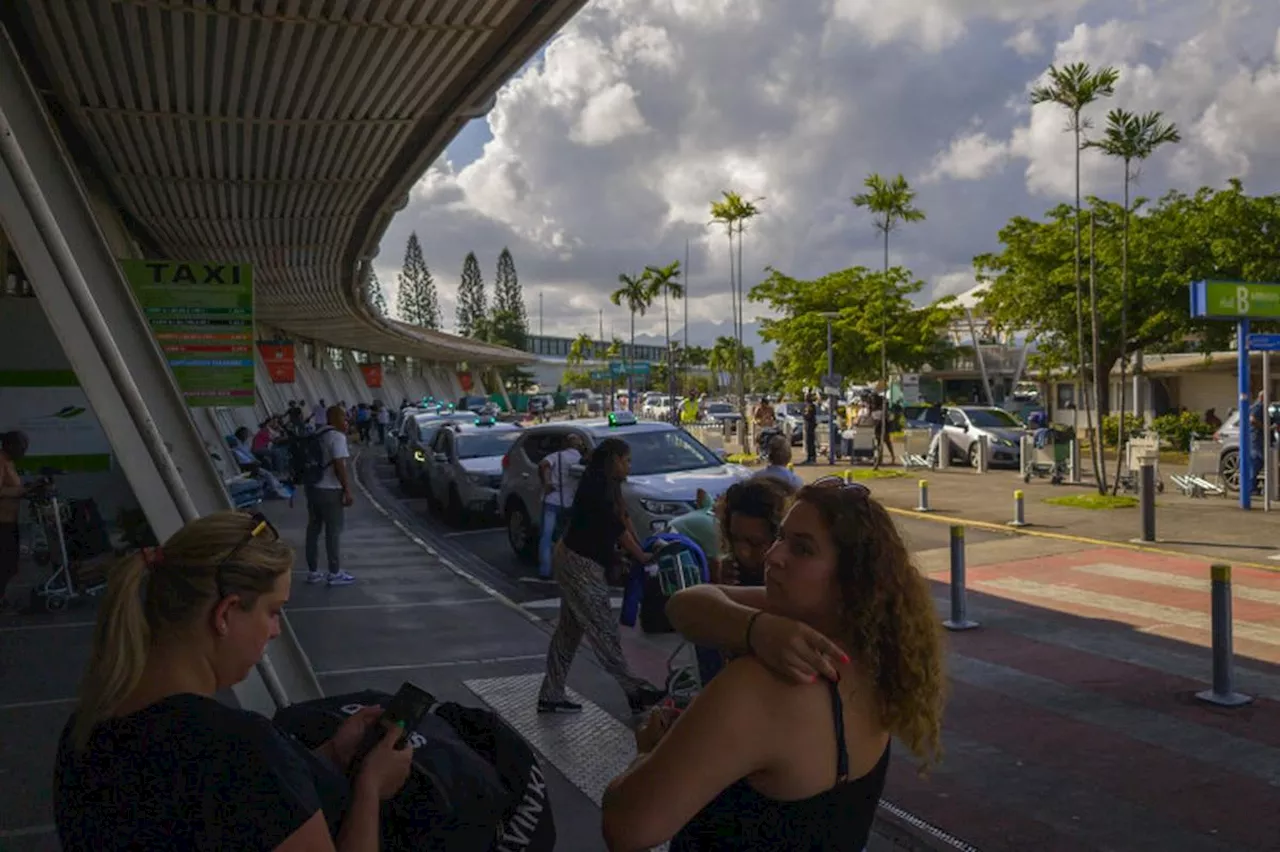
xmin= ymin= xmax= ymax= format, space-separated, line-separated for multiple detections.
xmin=455 ymin=251 xmax=487 ymax=339
xmin=489 ymin=247 xmax=529 ymax=350
xmin=1030 ymin=61 xmax=1119 ymax=492
xmin=1084 ymin=109 xmax=1181 ymax=493
xmin=364 ymin=267 xmax=388 ymax=316
xmin=396 ymin=232 xmax=440 ymax=328
xmin=852 ymin=173 xmax=925 ymax=468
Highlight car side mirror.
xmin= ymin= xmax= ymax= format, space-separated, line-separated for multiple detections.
xmin=433 ymin=452 xmax=448 ymax=464
xmin=961 ymin=424 xmax=970 ymax=432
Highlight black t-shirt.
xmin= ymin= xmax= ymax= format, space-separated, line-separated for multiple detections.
xmin=54 ymin=693 xmax=348 ymax=851
xmin=563 ymin=473 xmax=626 ymax=568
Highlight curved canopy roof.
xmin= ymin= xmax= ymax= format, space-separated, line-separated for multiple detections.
xmin=4 ymin=0 xmax=585 ymax=365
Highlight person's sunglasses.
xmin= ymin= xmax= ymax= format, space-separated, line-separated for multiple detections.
xmin=811 ymin=475 xmax=871 ymax=497
xmin=215 ymin=510 xmax=279 ymax=599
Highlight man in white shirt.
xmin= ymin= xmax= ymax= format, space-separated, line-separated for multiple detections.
xmin=306 ymin=405 xmax=356 ymax=586
xmin=537 ymin=433 xmax=586 ymax=579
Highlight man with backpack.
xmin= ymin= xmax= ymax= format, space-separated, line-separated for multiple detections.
xmin=296 ymin=405 xmax=356 ymax=586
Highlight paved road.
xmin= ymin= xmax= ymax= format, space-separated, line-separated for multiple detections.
xmin=364 ymin=453 xmax=1008 ymax=615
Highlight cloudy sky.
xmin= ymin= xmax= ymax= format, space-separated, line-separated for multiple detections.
xmin=373 ymin=0 xmax=1280 ymax=355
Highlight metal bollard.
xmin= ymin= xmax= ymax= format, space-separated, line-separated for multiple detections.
xmin=943 ymin=525 xmax=979 ymax=631
xmin=1140 ymin=461 xmax=1157 ymax=542
xmin=916 ymin=479 xmax=931 ymax=512
xmin=1069 ymin=438 xmax=1081 ymax=484
xmin=1009 ymin=489 xmax=1028 ymax=527
xmin=975 ymin=435 xmax=988 ymax=474
xmin=1195 ymin=564 xmax=1253 ymax=707
xmin=937 ymin=432 xmax=951 ymax=469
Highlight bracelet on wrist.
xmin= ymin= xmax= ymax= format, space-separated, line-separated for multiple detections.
xmin=744 ymin=610 xmax=764 ymax=655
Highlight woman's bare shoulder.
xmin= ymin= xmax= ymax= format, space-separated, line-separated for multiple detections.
xmin=715 ymin=656 xmax=834 ymax=717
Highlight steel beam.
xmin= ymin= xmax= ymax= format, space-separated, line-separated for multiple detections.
xmin=0 ymin=23 xmax=320 ymax=713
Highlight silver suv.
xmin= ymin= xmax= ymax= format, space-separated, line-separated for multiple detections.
xmin=424 ymin=419 xmax=523 ymax=524
xmin=498 ymin=414 xmax=750 ymax=563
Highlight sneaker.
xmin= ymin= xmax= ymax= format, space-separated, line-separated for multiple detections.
xmin=327 ymin=571 xmax=356 ymax=586
xmin=628 ymin=684 xmax=667 ymax=715
xmin=306 ymin=571 xmax=325 ymax=585
xmin=537 ymin=699 xmax=583 ymax=714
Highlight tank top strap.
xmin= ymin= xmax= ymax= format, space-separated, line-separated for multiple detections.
xmin=825 ymin=679 xmax=849 ymax=781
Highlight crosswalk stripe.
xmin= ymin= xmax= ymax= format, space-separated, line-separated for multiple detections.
xmin=1074 ymin=563 xmax=1280 ymax=606
xmin=977 ymin=578 xmax=1280 ymax=648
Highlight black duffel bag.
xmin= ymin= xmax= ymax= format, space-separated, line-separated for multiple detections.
xmin=274 ymin=690 xmax=555 ymax=852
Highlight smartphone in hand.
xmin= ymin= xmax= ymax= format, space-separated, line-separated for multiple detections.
xmin=348 ymin=682 xmax=435 ymax=776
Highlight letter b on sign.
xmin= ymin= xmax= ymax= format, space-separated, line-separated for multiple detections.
xmin=1237 ymin=286 xmax=1252 ymax=314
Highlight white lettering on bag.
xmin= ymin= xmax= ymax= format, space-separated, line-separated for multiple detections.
xmin=494 ymin=763 xmax=546 ymax=850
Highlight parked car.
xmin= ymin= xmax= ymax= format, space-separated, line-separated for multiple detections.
xmin=394 ymin=410 xmax=475 ymax=493
xmin=776 ymin=402 xmax=829 ymax=446
xmin=385 ymin=405 xmax=427 ymax=462
xmin=498 ymin=413 xmax=750 ymax=563
xmin=1214 ymin=403 xmax=1280 ymax=492
xmin=458 ymin=394 xmax=489 ymax=414
xmin=703 ymin=401 xmax=741 ymax=424
xmin=941 ymin=406 xmax=1024 ymax=468
xmin=425 ymin=418 xmax=523 ymax=524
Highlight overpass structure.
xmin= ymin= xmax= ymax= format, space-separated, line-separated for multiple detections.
xmin=0 ymin=0 xmax=585 ymax=716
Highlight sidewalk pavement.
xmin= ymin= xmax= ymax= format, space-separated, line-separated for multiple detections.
xmin=785 ymin=460 xmax=1280 ymax=570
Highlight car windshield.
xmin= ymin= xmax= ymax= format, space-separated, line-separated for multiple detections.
xmin=456 ymin=430 xmax=521 ymax=459
xmin=614 ymin=428 xmax=721 ymax=476
xmin=964 ymin=408 xmax=1022 ymax=428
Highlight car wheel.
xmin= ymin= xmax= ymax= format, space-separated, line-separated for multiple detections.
xmin=967 ymin=443 xmax=981 ymax=469
xmin=1220 ymin=448 xmax=1240 ymax=492
xmin=506 ymin=501 xmax=538 ymax=564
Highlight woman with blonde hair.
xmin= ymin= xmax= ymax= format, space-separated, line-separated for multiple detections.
xmin=602 ymin=478 xmax=946 ymax=851
xmin=53 ymin=510 xmax=412 ymax=851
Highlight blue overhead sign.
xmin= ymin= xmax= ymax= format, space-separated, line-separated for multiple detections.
xmin=1247 ymin=334 xmax=1280 ymax=351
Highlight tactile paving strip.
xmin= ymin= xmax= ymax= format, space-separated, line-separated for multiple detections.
xmin=464 ymin=673 xmax=635 ymax=806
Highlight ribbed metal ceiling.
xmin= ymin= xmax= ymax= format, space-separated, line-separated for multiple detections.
xmin=8 ymin=0 xmax=586 ymax=364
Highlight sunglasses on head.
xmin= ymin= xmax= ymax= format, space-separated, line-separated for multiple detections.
xmin=215 ymin=510 xmax=279 ymax=599
xmin=811 ymin=475 xmax=871 ymax=496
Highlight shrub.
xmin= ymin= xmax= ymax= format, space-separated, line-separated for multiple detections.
xmin=1099 ymin=413 xmax=1145 ymax=447
xmin=1150 ymin=411 xmax=1213 ymax=453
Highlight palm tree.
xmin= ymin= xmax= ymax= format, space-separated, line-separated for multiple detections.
xmin=709 ymin=336 xmax=739 ymax=393
xmin=1030 ymin=62 xmax=1120 ymax=492
xmin=645 ymin=260 xmax=684 ymax=422
xmin=1085 ymin=108 xmax=1181 ymax=493
xmin=611 ymin=272 xmax=657 ymax=406
xmin=710 ymin=191 xmax=763 ymax=420
xmin=567 ymin=332 xmax=596 ymax=367
xmin=853 ymin=173 xmax=925 ymax=468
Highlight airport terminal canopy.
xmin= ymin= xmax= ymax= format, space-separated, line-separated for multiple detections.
xmin=1 ymin=0 xmax=585 ymax=364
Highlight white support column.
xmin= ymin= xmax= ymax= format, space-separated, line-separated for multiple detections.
xmin=0 ymin=28 xmax=319 ymax=712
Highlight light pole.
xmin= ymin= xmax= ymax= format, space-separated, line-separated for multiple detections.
xmin=819 ymin=311 xmax=840 ymax=466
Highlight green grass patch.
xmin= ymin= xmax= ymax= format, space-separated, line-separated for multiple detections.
xmin=1043 ymin=493 xmax=1139 ymax=510
xmin=844 ymin=468 xmax=906 ymax=481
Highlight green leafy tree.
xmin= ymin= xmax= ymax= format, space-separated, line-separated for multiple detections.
xmin=363 ymin=268 xmax=388 ymax=316
xmin=976 ymin=182 xmax=1280 ymax=418
xmin=567 ymin=332 xmax=597 ymax=367
xmin=710 ymin=191 xmax=762 ymax=413
xmin=645 ymin=260 xmax=683 ymax=420
xmin=750 ymin=266 xmax=956 ymax=398
xmin=455 ymin=251 xmax=487 ymax=338
xmin=852 ymin=173 xmax=926 ymax=465
xmin=1084 ymin=109 xmax=1181 ymax=491
xmin=396 ymin=233 xmax=440 ymax=328
xmin=752 ymin=359 xmax=781 ymax=395
xmin=611 ymin=272 xmax=658 ymax=401
xmin=1030 ymin=61 xmax=1120 ymax=490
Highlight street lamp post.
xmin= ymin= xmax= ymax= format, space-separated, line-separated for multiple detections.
xmin=820 ymin=311 xmax=840 ymax=466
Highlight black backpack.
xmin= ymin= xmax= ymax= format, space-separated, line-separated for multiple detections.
xmin=274 ymin=690 xmax=555 ymax=852
xmin=287 ymin=427 xmax=331 ymax=487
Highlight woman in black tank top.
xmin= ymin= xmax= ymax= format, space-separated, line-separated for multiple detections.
xmin=602 ymin=478 xmax=946 ymax=851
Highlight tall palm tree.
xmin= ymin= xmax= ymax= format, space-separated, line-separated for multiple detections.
xmin=645 ymin=260 xmax=684 ymax=422
xmin=567 ymin=332 xmax=596 ymax=367
xmin=1030 ymin=62 xmax=1119 ymax=492
xmin=709 ymin=335 xmax=739 ymax=393
xmin=710 ymin=192 xmax=763 ymax=421
xmin=853 ymin=173 xmax=925 ymax=468
xmin=1085 ymin=108 xmax=1181 ymax=493
xmin=611 ymin=272 xmax=657 ymax=406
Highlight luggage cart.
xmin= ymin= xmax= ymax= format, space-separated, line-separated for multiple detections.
xmin=25 ymin=476 xmax=106 ymax=612
xmin=1021 ymin=431 xmax=1071 ymax=484
xmin=1171 ymin=439 xmax=1227 ymax=498
xmin=1117 ymin=437 xmax=1164 ymax=494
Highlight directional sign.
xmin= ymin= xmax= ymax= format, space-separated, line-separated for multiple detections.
xmin=609 ymin=361 xmax=650 ymax=377
xmin=1190 ymin=280 xmax=1280 ymax=320
xmin=590 ymin=370 xmax=611 ymax=381
xmin=1247 ymin=334 xmax=1280 ymax=352
xmin=122 ymin=259 xmax=254 ymax=408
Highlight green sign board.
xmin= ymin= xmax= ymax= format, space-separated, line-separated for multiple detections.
xmin=608 ymin=361 xmax=651 ymax=377
xmin=122 ymin=260 xmax=255 ymax=407
xmin=590 ymin=370 xmax=611 ymax=381
xmin=1191 ymin=280 xmax=1280 ymax=320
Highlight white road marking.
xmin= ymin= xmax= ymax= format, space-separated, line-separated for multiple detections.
xmin=1075 ymin=563 xmax=1280 ymax=606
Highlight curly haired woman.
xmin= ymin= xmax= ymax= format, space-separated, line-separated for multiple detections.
xmin=601 ymin=477 xmax=946 ymax=851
